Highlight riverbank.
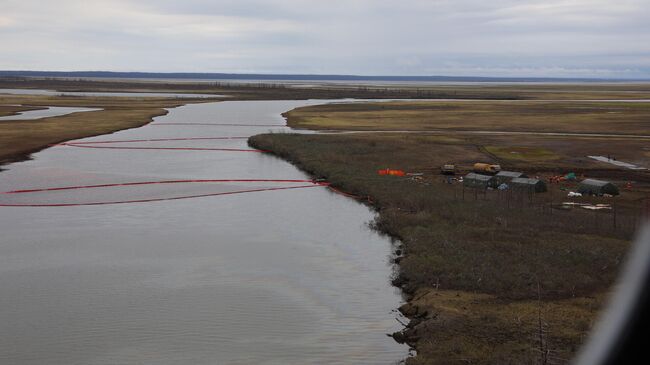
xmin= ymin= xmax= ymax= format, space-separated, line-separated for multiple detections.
xmin=249 ymin=99 xmax=649 ymax=363
xmin=0 ymin=94 xmax=205 ymax=167
xmin=0 ymin=104 xmax=46 ymax=118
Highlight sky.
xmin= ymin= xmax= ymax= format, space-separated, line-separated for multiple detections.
xmin=1 ymin=0 xmax=649 ymax=78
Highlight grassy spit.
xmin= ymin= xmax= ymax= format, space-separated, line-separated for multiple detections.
xmin=0 ymin=93 xmax=211 ymax=166
xmin=249 ymin=100 xmax=650 ymax=364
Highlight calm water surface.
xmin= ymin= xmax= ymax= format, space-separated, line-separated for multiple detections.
xmin=0 ymin=100 xmax=407 ymax=364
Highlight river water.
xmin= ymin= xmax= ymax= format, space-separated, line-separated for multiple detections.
xmin=0 ymin=100 xmax=407 ymax=364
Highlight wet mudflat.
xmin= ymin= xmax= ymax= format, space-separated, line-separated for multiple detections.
xmin=0 ymin=100 xmax=406 ymax=364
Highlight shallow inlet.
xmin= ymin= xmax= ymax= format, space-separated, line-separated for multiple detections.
xmin=0 ymin=99 xmax=407 ymax=365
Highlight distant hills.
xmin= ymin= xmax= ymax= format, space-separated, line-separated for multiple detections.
xmin=0 ymin=70 xmax=647 ymax=83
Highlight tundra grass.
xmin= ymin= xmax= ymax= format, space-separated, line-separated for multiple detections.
xmin=0 ymin=95 xmax=196 ymax=165
xmin=483 ymin=146 xmax=561 ymax=162
xmin=0 ymin=105 xmax=45 ymax=117
xmin=4 ymin=77 xmax=650 ymax=102
xmin=249 ymin=132 xmax=635 ymax=364
xmin=285 ymin=101 xmax=650 ymax=135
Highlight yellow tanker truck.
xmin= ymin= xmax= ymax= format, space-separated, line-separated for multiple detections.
xmin=473 ymin=163 xmax=502 ymax=174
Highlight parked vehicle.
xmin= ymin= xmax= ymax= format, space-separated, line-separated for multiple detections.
xmin=473 ymin=163 xmax=501 ymax=174
xmin=440 ymin=164 xmax=456 ymax=175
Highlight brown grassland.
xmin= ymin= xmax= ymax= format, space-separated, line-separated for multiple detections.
xmin=250 ymin=96 xmax=650 ymax=364
xmin=0 ymin=77 xmax=521 ymax=101
xmin=0 ymin=93 xmax=214 ymax=166
xmin=284 ymin=100 xmax=650 ymax=135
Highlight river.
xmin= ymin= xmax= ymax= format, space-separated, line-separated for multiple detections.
xmin=0 ymin=100 xmax=407 ymax=364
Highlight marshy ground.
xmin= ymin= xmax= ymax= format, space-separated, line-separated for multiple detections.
xmin=250 ymin=89 xmax=650 ymax=364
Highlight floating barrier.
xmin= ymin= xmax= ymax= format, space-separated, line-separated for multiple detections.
xmin=56 ymin=137 xmax=267 ymax=153
xmin=1 ymin=122 xmax=354 ymax=207
xmin=151 ymin=123 xmax=287 ymax=127
xmin=59 ymin=137 xmax=249 ymax=144
xmin=0 ymin=179 xmax=330 ymax=207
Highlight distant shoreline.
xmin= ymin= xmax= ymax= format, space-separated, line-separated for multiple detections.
xmin=2 ymin=70 xmax=650 ymax=83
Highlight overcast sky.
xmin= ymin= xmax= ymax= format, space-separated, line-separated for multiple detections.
xmin=1 ymin=0 xmax=649 ymax=78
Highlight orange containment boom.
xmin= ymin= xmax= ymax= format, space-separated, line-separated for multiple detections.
xmin=378 ymin=168 xmax=406 ymax=176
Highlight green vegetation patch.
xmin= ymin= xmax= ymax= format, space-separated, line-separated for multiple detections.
xmin=485 ymin=145 xmax=561 ymax=161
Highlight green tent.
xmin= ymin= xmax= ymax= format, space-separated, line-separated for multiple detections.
xmin=495 ymin=171 xmax=527 ymax=185
xmin=577 ymin=179 xmax=619 ymax=196
xmin=463 ymin=173 xmax=497 ymax=189
xmin=510 ymin=177 xmax=547 ymax=193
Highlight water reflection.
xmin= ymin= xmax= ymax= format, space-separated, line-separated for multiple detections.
xmin=0 ymin=100 xmax=406 ymax=364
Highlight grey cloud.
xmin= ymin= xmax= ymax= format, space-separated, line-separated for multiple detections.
xmin=0 ymin=0 xmax=648 ymax=78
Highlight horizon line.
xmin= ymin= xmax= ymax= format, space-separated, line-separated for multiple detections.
xmin=1 ymin=70 xmax=650 ymax=83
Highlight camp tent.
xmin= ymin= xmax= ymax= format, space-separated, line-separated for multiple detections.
xmin=463 ymin=173 xmax=497 ymax=189
xmin=510 ymin=177 xmax=547 ymax=193
xmin=495 ymin=171 xmax=527 ymax=185
xmin=577 ymin=179 xmax=619 ymax=196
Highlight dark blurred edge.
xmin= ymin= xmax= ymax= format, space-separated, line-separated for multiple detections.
xmin=575 ymin=225 xmax=650 ymax=364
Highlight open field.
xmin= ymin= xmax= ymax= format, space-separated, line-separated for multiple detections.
xmin=0 ymin=77 xmax=519 ymax=100
xmin=285 ymin=100 xmax=650 ymax=135
xmin=250 ymin=99 xmax=650 ymax=364
xmin=4 ymin=77 xmax=650 ymax=101
xmin=0 ymin=93 xmax=204 ymax=166
xmin=296 ymin=81 xmax=650 ymax=100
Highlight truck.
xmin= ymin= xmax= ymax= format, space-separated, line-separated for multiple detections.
xmin=440 ymin=164 xmax=456 ymax=175
xmin=473 ymin=163 xmax=501 ymax=175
